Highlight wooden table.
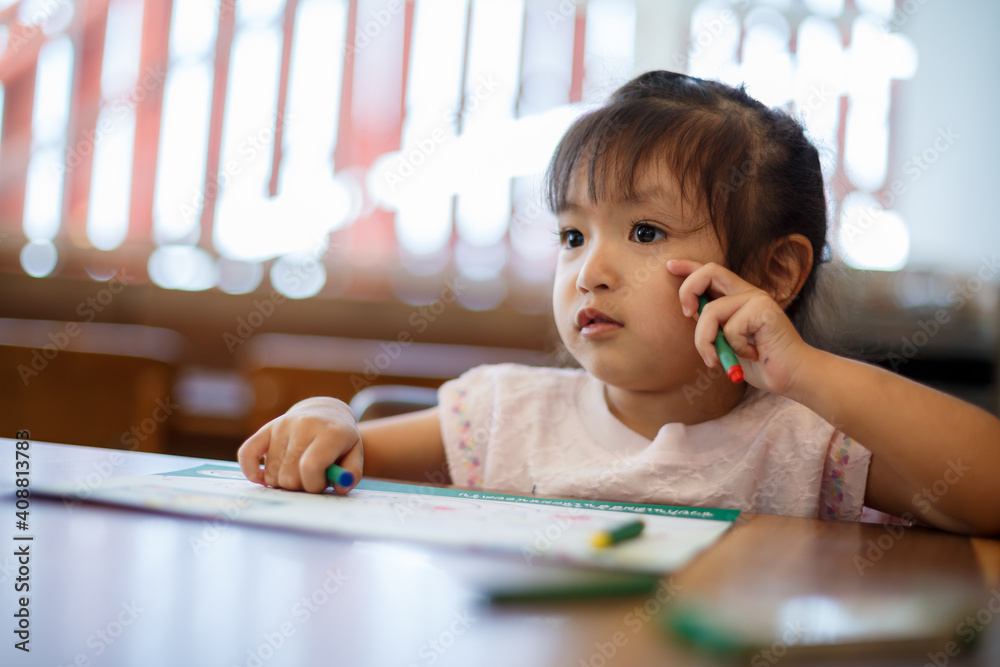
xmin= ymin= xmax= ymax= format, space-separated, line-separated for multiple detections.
xmin=2 ymin=441 xmax=999 ymax=667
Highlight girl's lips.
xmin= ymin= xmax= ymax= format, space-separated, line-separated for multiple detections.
xmin=576 ymin=307 xmax=623 ymax=337
xmin=576 ymin=307 xmax=621 ymax=328
xmin=580 ymin=321 xmax=623 ymax=338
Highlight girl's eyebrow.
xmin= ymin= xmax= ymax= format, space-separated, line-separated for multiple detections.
xmin=556 ymin=198 xmax=689 ymax=230
xmin=557 ymin=184 xmax=694 ymax=228
xmin=622 ymin=194 xmax=688 ymax=226
xmin=559 ymin=189 xmax=677 ymax=213
xmin=627 ymin=183 xmax=683 ymax=209
xmin=557 ymin=201 xmax=585 ymax=214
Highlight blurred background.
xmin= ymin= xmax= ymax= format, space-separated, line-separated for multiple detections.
xmin=0 ymin=0 xmax=996 ymax=459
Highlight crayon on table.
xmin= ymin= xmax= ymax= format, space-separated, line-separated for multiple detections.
xmin=592 ymin=519 xmax=645 ymax=548
xmin=326 ymin=464 xmax=355 ymax=487
xmin=697 ymin=295 xmax=744 ymax=384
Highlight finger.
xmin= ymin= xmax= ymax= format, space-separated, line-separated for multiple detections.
xmin=237 ymin=425 xmax=272 ymax=484
xmin=262 ymin=419 xmax=292 ymax=488
xmin=666 ymin=259 xmax=703 ymax=318
xmin=724 ymin=293 xmax=792 ymax=363
xmin=665 ymin=258 xmax=701 ymax=277
xmin=676 ymin=262 xmax=750 ymax=318
xmin=276 ymin=430 xmax=313 ymax=491
xmin=298 ymin=426 xmax=362 ymax=494
xmin=332 ymin=440 xmax=364 ymax=495
xmin=711 ymin=293 xmax=764 ymax=362
xmin=692 ymin=291 xmax=757 ymax=366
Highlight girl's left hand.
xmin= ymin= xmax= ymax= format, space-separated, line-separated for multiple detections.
xmin=667 ymin=259 xmax=815 ymax=399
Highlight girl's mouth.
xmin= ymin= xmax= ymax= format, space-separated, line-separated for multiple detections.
xmin=576 ymin=308 xmax=623 ymax=337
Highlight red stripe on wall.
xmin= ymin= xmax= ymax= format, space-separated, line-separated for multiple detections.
xmin=333 ymin=0 xmax=358 ymax=171
xmin=569 ymin=2 xmax=586 ymax=104
xmin=199 ymin=0 xmax=237 ymax=251
xmin=269 ymin=0 xmax=299 ymax=198
xmin=128 ymin=0 xmax=173 ymax=250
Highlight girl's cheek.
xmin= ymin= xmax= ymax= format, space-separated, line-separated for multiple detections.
xmin=657 ymin=268 xmax=686 ymax=302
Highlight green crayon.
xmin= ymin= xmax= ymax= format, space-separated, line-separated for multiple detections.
xmin=592 ymin=519 xmax=645 ymax=548
xmin=326 ymin=463 xmax=355 ymax=487
xmin=697 ymin=295 xmax=744 ymax=383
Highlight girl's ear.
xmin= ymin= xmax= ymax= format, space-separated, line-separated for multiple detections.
xmin=762 ymin=234 xmax=813 ymax=309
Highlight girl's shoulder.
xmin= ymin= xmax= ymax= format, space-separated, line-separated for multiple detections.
xmin=722 ymin=389 xmax=839 ymax=446
xmin=731 ymin=387 xmax=821 ymax=422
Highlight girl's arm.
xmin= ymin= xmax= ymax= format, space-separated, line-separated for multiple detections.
xmin=237 ymin=397 xmax=447 ymax=493
xmin=669 ymin=259 xmax=1000 ymax=535
xmin=358 ymin=407 xmax=449 ymax=483
xmin=791 ymin=350 xmax=1000 ymax=534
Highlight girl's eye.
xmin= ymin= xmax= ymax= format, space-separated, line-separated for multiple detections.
xmin=559 ymin=228 xmax=584 ymax=249
xmin=629 ymin=222 xmax=667 ymax=244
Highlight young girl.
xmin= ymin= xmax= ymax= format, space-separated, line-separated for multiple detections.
xmin=238 ymin=71 xmax=1000 ymax=535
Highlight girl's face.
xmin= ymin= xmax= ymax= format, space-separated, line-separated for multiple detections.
xmin=552 ymin=161 xmax=728 ymax=393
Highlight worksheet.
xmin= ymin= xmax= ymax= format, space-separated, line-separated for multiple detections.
xmin=36 ymin=463 xmax=738 ymax=573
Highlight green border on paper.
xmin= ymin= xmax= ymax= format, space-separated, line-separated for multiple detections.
xmin=159 ymin=463 xmax=740 ymax=523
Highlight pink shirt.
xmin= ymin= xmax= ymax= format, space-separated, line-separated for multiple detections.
xmin=438 ymin=363 xmax=872 ymax=520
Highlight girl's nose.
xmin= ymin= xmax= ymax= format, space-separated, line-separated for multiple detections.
xmin=576 ymin=242 xmax=620 ymax=293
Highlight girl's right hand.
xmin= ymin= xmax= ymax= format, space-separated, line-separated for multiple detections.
xmin=237 ymin=397 xmax=363 ymax=494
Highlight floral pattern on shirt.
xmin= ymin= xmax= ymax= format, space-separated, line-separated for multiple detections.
xmin=823 ymin=434 xmax=854 ymax=519
xmin=448 ymin=388 xmax=484 ymax=488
